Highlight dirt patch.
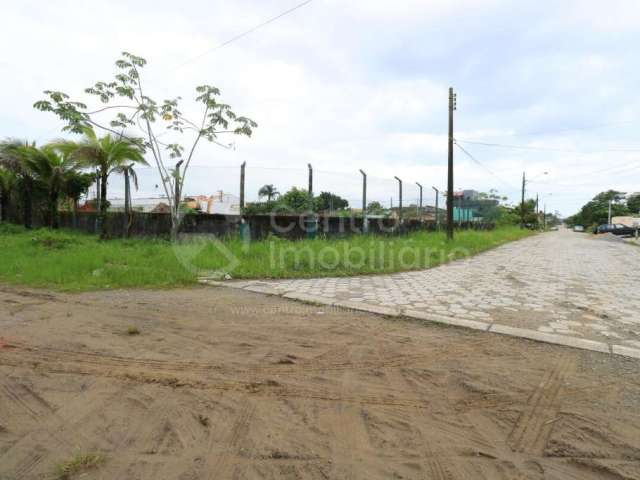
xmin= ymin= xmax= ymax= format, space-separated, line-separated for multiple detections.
xmin=0 ymin=285 xmax=639 ymax=479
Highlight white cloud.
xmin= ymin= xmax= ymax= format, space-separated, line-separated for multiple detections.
xmin=1 ymin=0 xmax=639 ymax=215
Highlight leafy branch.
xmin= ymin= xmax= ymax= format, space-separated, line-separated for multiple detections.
xmin=34 ymin=51 xmax=257 ymax=236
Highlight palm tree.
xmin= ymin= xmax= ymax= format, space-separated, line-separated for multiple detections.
xmin=0 ymin=139 xmax=38 ymax=229
xmin=22 ymin=145 xmax=79 ymax=229
xmin=258 ymin=184 xmax=279 ymax=203
xmin=0 ymin=167 xmax=16 ymax=222
xmin=54 ymin=128 xmax=146 ymax=239
xmin=113 ymin=163 xmax=141 ymax=237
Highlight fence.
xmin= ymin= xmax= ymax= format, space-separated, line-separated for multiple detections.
xmin=6 ymin=210 xmax=494 ymax=240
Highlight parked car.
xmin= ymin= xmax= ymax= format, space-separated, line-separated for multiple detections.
xmin=593 ymin=223 xmax=637 ymax=237
xmin=573 ymin=225 xmax=584 ymax=232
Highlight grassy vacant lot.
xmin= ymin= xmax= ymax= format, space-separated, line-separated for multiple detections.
xmin=0 ymin=224 xmax=533 ymax=291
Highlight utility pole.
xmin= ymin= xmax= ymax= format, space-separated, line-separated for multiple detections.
xmin=239 ymin=161 xmax=246 ymax=210
xmin=432 ymin=186 xmax=440 ymax=229
xmin=447 ymin=87 xmax=456 ymax=240
xmin=416 ymin=182 xmax=423 ymax=218
xmin=307 ymin=163 xmax=313 ymax=197
xmin=608 ymin=199 xmax=613 ymax=224
xmin=521 ymin=171 xmax=526 ymax=228
xmin=360 ymin=169 xmax=367 ymax=233
xmin=394 ymin=176 xmax=403 ymax=223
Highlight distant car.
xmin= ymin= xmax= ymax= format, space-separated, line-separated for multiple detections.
xmin=593 ymin=223 xmax=637 ymax=237
xmin=573 ymin=225 xmax=584 ymax=232
xmin=550 ymin=226 xmax=559 ymax=231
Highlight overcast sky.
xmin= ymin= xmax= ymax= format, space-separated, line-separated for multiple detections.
xmin=2 ymin=0 xmax=640 ymax=215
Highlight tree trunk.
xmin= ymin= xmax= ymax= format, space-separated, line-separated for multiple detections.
xmin=124 ymin=170 xmax=130 ymax=238
xmin=100 ymin=170 xmax=108 ymax=240
xmin=170 ymin=198 xmax=180 ymax=241
xmin=0 ymin=191 xmax=8 ymax=222
xmin=72 ymin=198 xmax=78 ymax=229
xmin=171 ymin=174 xmax=181 ymax=241
xmin=50 ymin=190 xmax=59 ymax=229
xmin=22 ymin=180 xmax=32 ymax=229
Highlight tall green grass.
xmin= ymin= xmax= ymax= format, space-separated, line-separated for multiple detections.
xmin=0 ymin=224 xmax=532 ymax=291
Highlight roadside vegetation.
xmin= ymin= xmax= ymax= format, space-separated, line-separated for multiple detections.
xmin=0 ymin=224 xmax=532 ymax=292
xmin=565 ymin=190 xmax=640 ymax=229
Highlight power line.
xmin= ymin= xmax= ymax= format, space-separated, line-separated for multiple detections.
xmin=168 ymin=0 xmax=315 ymax=72
xmin=453 ymin=141 xmax=517 ymax=190
xmin=456 ymin=139 xmax=640 ymax=154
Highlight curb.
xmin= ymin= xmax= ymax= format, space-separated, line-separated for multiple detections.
xmin=199 ymin=279 xmax=640 ymax=360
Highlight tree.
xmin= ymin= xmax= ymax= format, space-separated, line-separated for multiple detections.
xmin=258 ymin=184 xmax=279 ymax=203
xmin=63 ymin=170 xmax=94 ymax=216
xmin=514 ymin=199 xmax=539 ymax=227
xmin=0 ymin=167 xmax=16 ymax=222
xmin=566 ymin=190 xmax=630 ymax=227
xmin=478 ymin=189 xmax=508 ymax=203
xmin=0 ymin=139 xmax=39 ymax=229
xmin=54 ymin=128 xmax=146 ymax=238
xmin=35 ymin=51 xmax=256 ymax=239
xmin=495 ymin=205 xmax=521 ymax=226
xmin=281 ymin=187 xmax=314 ymax=212
xmin=367 ymin=201 xmax=385 ymax=215
xmin=113 ymin=163 xmax=142 ymax=237
xmin=627 ymin=193 xmax=640 ymax=214
xmin=23 ymin=145 xmax=80 ymax=229
xmin=315 ymin=191 xmax=349 ymax=213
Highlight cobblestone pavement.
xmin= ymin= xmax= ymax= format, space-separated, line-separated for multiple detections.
xmin=209 ymin=230 xmax=640 ymax=357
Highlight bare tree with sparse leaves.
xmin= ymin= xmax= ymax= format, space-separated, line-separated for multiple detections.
xmin=34 ymin=51 xmax=257 ymax=238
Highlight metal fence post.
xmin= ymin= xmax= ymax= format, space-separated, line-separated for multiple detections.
xmin=394 ymin=176 xmax=403 ymax=224
xmin=360 ymin=169 xmax=368 ymax=233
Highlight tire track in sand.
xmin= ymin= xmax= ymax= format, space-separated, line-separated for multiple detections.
xmin=508 ymin=354 xmax=576 ymax=456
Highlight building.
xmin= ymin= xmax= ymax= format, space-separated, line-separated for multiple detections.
xmin=450 ymin=189 xmax=499 ymax=222
xmin=96 ymin=191 xmax=241 ymax=216
xmin=194 ymin=191 xmax=241 ymax=215
xmin=107 ymin=197 xmax=171 ymax=213
xmin=456 ymin=190 xmax=480 ymax=201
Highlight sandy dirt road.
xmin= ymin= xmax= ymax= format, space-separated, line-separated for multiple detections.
xmin=0 ymin=285 xmax=639 ymax=479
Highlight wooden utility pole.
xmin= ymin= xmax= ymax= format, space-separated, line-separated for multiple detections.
xmin=416 ymin=182 xmax=423 ymax=217
xmin=239 ymin=162 xmax=246 ymax=210
xmin=521 ymin=171 xmax=526 ymax=228
xmin=360 ymin=169 xmax=368 ymax=233
xmin=307 ymin=163 xmax=313 ymax=197
xmin=447 ymin=88 xmax=456 ymax=240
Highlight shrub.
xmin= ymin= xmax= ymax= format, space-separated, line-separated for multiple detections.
xmin=0 ymin=223 xmax=25 ymax=234
xmin=31 ymin=231 xmax=79 ymax=249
